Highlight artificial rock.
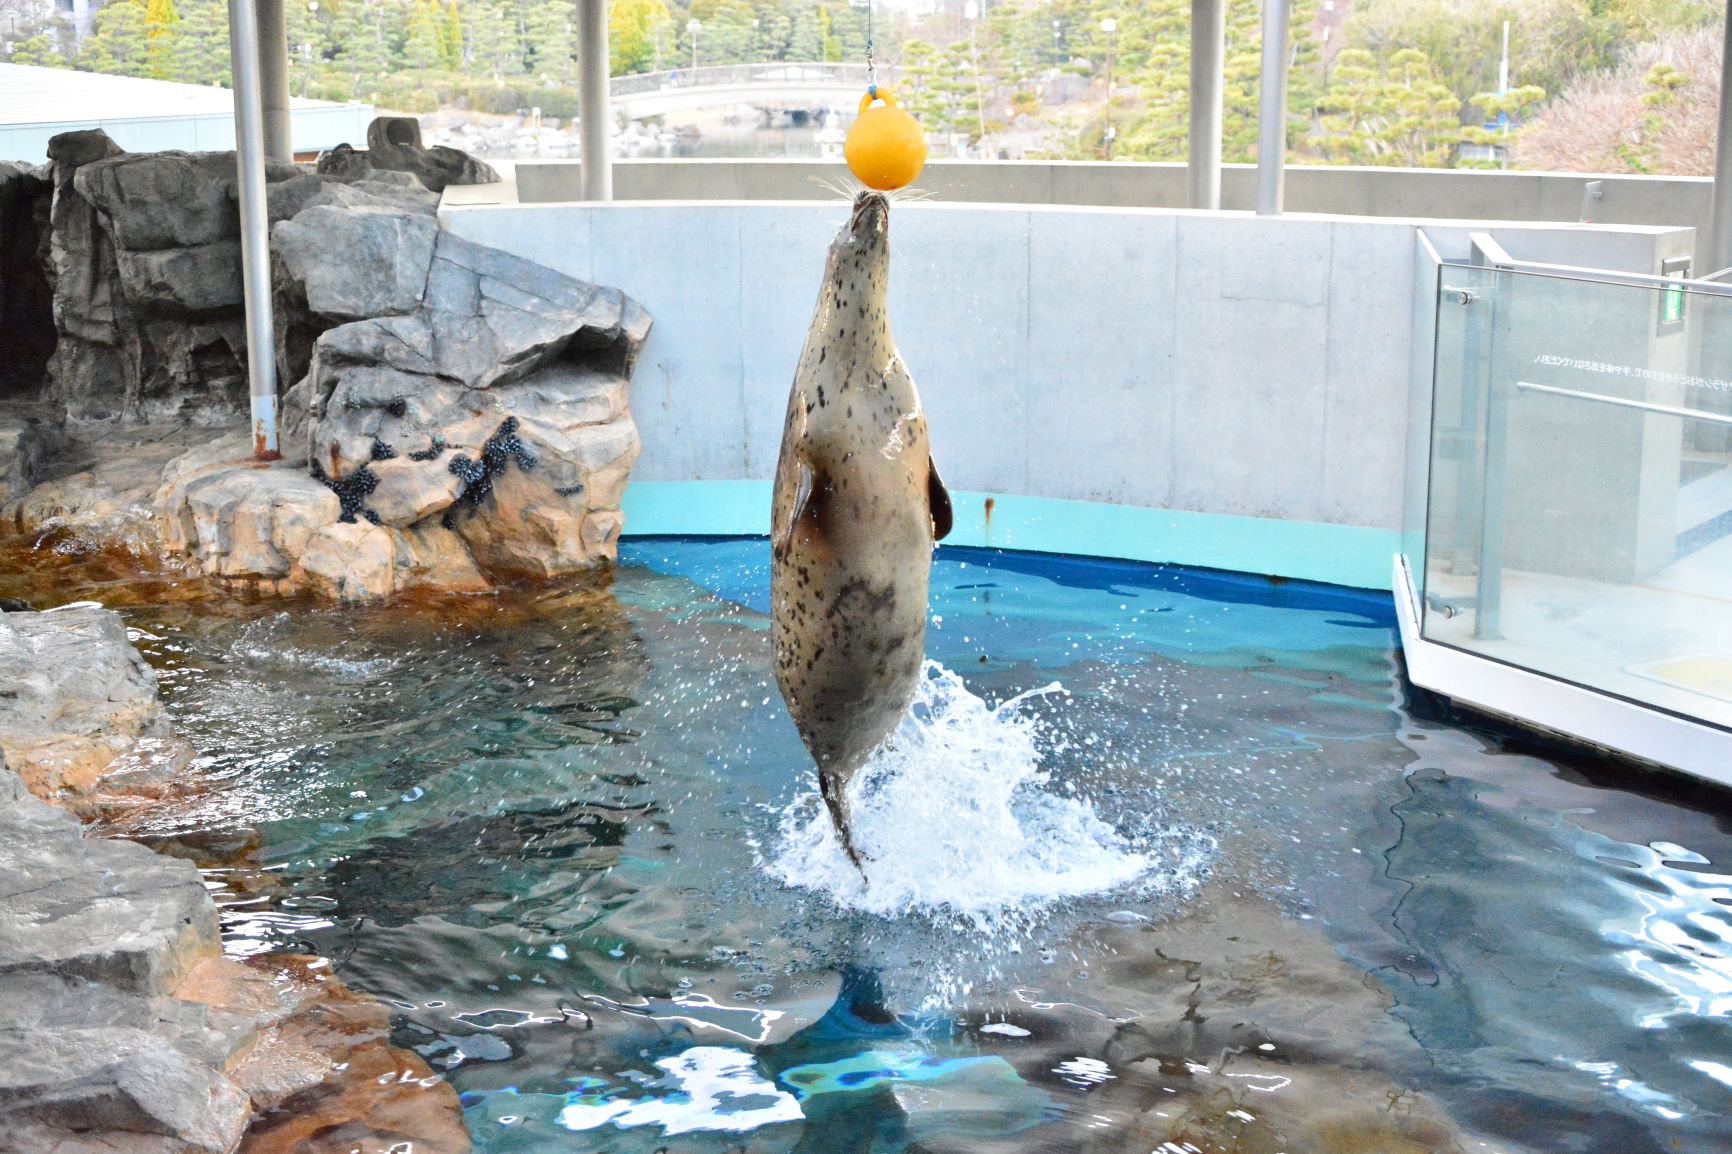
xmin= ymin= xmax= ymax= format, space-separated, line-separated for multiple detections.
xmin=2 ymin=127 xmax=648 ymax=601
xmin=0 ymin=612 xmax=474 ymax=1153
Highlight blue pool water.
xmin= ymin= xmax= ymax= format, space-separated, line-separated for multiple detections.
xmin=76 ymin=539 xmax=1732 ymax=1152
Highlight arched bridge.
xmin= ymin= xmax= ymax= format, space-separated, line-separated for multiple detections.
xmin=610 ymin=63 xmax=890 ymax=120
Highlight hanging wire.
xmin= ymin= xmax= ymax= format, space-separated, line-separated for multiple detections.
xmin=865 ymin=0 xmax=876 ymax=96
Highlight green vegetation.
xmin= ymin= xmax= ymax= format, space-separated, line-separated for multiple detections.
xmin=1 ymin=0 xmax=1724 ymax=170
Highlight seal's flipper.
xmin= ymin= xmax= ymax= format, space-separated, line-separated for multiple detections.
xmin=928 ymin=457 xmax=953 ymax=542
xmin=820 ymin=768 xmax=869 ymax=881
xmin=774 ymin=460 xmax=815 ymax=554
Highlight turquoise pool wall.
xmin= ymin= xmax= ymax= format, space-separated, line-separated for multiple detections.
xmin=620 ymin=481 xmax=1400 ymax=592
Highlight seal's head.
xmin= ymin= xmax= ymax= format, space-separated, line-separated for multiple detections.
xmin=847 ymin=189 xmax=890 ymax=248
xmin=820 ymin=191 xmax=891 ymax=332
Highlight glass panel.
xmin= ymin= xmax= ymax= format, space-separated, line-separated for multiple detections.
xmin=1422 ymin=264 xmax=1498 ymax=620
xmin=1423 ymin=266 xmax=1732 ymax=730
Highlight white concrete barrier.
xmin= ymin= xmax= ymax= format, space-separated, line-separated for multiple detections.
xmin=441 ymin=198 xmax=1690 ymax=588
xmin=513 ymin=159 xmax=1714 ymax=237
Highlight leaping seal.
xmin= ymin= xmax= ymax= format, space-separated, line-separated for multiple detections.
xmin=771 ymin=190 xmax=952 ymax=873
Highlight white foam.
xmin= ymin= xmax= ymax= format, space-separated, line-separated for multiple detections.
xmin=555 ymin=1046 xmax=802 ymax=1135
xmin=768 ymin=662 xmax=1193 ymax=926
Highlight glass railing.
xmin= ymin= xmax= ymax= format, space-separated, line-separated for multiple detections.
xmin=1424 ymin=235 xmax=1732 ymax=730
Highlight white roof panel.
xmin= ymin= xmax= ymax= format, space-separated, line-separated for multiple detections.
xmin=0 ymin=62 xmax=345 ymax=126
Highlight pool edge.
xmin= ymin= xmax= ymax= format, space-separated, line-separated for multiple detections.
xmin=620 ymin=481 xmax=1397 ymax=593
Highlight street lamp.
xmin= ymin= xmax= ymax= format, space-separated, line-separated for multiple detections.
xmin=687 ymin=18 xmax=700 ymax=71
xmin=1100 ymin=16 xmax=1117 ymax=159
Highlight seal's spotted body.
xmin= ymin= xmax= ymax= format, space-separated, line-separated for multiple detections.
xmin=771 ymin=191 xmax=952 ymax=872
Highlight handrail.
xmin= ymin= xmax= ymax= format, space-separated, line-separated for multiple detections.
xmin=1458 ymin=230 xmax=1732 ymax=295
xmin=610 ymin=63 xmax=878 ymax=98
xmin=1515 ymin=381 xmax=1732 ymax=427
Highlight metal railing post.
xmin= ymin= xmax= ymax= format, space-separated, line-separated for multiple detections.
xmin=228 ymin=0 xmax=278 ymax=459
xmin=254 ymin=0 xmax=292 ymax=163
xmin=1188 ymin=0 xmax=1224 ymax=210
xmin=1468 ymin=233 xmax=1512 ymax=639
xmin=1255 ymin=0 xmax=1290 ymax=216
xmin=578 ymin=0 xmax=612 ymax=201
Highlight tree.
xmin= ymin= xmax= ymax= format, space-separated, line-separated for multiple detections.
xmin=8 ymin=34 xmax=72 ymax=68
xmin=443 ymin=0 xmax=465 ymax=69
xmin=465 ymin=2 xmax=513 ymax=79
xmin=165 ymin=0 xmax=230 ymax=85
xmin=1314 ymin=47 xmax=1462 ymax=166
xmin=80 ymin=0 xmax=151 ymax=75
xmin=523 ymin=0 xmax=575 ymax=84
xmin=610 ymin=0 xmax=671 ymax=73
xmin=403 ymin=0 xmax=445 ymax=71
xmin=143 ymin=0 xmax=180 ymax=79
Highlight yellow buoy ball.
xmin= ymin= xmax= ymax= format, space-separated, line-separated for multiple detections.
xmin=845 ymin=89 xmax=927 ymax=192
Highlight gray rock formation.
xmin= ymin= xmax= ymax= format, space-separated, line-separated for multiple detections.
xmin=0 ymin=412 xmax=65 ymax=507
xmin=0 ymin=609 xmax=472 ymax=1152
xmin=146 ymin=177 xmax=649 ymax=598
xmin=0 ymin=605 xmax=185 ymax=807
xmin=2 ymin=128 xmax=476 ymax=424
xmin=3 ymin=129 xmax=648 ymax=600
xmin=0 ymin=160 xmax=54 ymax=400
xmin=315 ymin=116 xmax=500 ymax=193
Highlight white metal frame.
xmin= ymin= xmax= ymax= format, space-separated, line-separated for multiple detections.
xmin=1393 ymin=553 xmax=1732 ymax=788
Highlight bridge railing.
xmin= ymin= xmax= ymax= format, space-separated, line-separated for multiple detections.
xmin=610 ymin=63 xmax=886 ymax=98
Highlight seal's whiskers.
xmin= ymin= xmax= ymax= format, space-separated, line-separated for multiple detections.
xmin=814 ymin=174 xmax=867 ymax=201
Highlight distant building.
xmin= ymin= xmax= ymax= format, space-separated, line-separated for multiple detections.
xmin=55 ymin=0 xmax=96 ymax=42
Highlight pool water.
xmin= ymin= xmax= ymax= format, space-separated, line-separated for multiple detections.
xmin=8 ymin=536 xmax=1732 ymax=1152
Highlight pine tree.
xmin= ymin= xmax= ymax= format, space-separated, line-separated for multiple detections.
xmin=333 ymin=0 xmax=390 ymax=89
xmin=80 ymin=0 xmax=152 ymax=75
xmin=403 ymin=0 xmax=445 ymax=72
xmin=465 ymin=1 xmax=511 ymax=78
xmin=523 ymin=0 xmax=574 ymax=84
xmin=442 ymin=0 xmax=465 ymax=70
xmin=8 ymin=34 xmax=72 ymax=68
xmin=165 ymin=0 xmax=230 ymax=84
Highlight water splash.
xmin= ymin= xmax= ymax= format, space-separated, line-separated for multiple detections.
xmin=769 ymin=663 xmax=1208 ymax=927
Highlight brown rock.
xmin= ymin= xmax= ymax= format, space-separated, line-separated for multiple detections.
xmin=295 ymin=520 xmax=396 ymax=601
xmin=368 ymin=453 xmax=462 ymax=527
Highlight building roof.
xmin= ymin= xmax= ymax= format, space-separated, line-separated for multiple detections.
xmin=0 ymin=63 xmax=373 ymax=163
xmin=0 ymin=63 xmax=340 ymax=126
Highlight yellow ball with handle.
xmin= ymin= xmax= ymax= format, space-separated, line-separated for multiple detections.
xmin=844 ymin=88 xmax=927 ymax=192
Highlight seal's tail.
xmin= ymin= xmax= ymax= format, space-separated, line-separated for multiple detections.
xmin=820 ymin=769 xmax=870 ymax=884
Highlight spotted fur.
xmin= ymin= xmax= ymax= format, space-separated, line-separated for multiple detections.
xmin=770 ymin=191 xmax=951 ymax=875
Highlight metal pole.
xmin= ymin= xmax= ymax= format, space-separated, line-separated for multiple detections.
xmin=229 ymin=0 xmax=279 ymax=459
xmin=1188 ymin=0 xmax=1223 ymax=209
xmin=578 ymin=0 xmax=612 ymax=201
xmin=1255 ymin=0 xmax=1290 ymax=216
xmin=254 ymin=0 xmax=292 ymax=163
xmin=1710 ymin=4 xmax=1732 ymax=271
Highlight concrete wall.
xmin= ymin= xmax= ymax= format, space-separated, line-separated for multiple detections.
xmin=515 ymin=159 xmax=1713 ymax=239
xmin=441 ymin=198 xmax=1689 ymax=587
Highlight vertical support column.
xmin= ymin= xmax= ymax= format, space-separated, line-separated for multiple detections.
xmin=254 ymin=0 xmax=293 ymax=164
xmin=229 ymin=0 xmax=279 ymax=459
xmin=578 ymin=0 xmax=613 ymax=201
xmin=1187 ymin=0 xmax=1224 ymax=210
xmin=1255 ymin=0 xmax=1290 ymax=216
xmin=1710 ymin=3 xmax=1732 ymax=272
